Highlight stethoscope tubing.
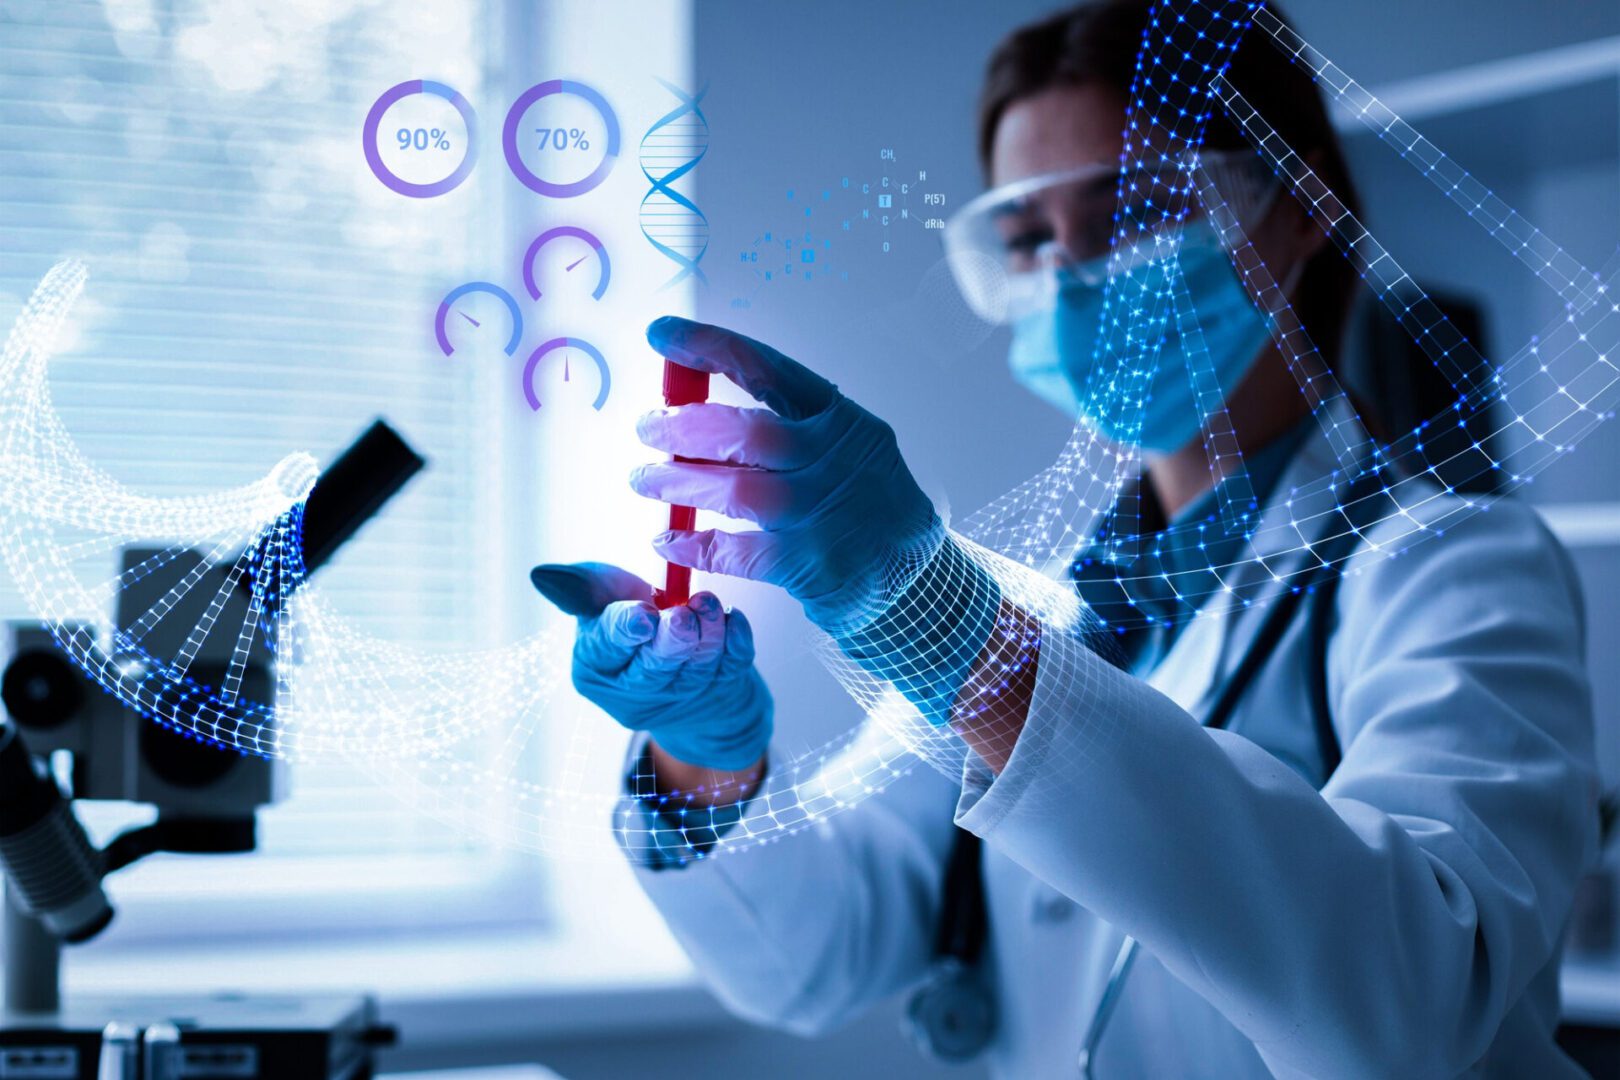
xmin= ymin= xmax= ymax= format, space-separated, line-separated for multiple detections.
xmin=1076 ymin=935 xmax=1140 ymax=1077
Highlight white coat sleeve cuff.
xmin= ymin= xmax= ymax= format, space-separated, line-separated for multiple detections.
xmin=614 ymin=735 xmax=771 ymax=870
xmin=954 ymin=623 xmax=1145 ymax=834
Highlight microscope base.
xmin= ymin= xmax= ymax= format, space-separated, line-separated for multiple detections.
xmin=1 ymin=991 xmax=391 ymax=1080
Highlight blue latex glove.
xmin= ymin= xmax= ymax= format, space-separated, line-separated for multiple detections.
xmin=632 ymin=317 xmax=1002 ymax=724
xmin=635 ymin=316 xmax=945 ymax=632
xmin=529 ymin=561 xmax=772 ymax=771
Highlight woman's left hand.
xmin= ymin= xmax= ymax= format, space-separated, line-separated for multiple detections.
xmin=529 ymin=560 xmax=772 ymax=773
xmin=633 ymin=316 xmax=941 ymax=633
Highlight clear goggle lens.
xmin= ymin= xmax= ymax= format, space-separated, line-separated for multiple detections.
xmin=943 ymin=151 xmax=1278 ymax=324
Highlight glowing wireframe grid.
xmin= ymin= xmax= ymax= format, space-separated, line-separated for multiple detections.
xmin=2 ymin=1 xmax=1616 ymax=856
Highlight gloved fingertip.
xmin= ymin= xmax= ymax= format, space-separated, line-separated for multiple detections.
xmin=529 ymin=564 xmax=566 ymax=591
xmin=653 ymin=531 xmax=696 ymax=567
xmin=646 ymin=315 xmax=692 ymax=347
xmin=635 ymin=409 xmax=668 ymax=439
xmin=529 ymin=564 xmax=597 ymax=617
xmin=723 ymin=607 xmax=757 ymax=662
xmin=668 ymin=605 xmax=699 ymax=641
xmin=601 ymin=600 xmax=659 ymax=645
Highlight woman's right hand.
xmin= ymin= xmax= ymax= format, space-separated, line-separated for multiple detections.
xmin=529 ymin=562 xmax=772 ymax=791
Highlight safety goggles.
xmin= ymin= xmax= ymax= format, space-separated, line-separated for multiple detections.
xmin=943 ymin=151 xmax=1278 ymax=324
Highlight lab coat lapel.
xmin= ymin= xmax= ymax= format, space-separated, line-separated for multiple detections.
xmin=1079 ymin=402 xmax=1373 ymax=721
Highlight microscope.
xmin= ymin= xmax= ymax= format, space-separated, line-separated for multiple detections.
xmin=0 ymin=421 xmax=422 ymax=1080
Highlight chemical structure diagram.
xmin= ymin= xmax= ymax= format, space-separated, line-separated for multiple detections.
xmin=729 ymin=149 xmax=949 ymax=310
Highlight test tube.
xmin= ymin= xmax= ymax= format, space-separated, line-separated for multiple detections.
xmin=652 ymin=359 xmax=710 ymax=609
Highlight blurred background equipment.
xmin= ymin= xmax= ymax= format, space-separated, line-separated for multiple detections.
xmin=0 ymin=420 xmax=421 ymax=1074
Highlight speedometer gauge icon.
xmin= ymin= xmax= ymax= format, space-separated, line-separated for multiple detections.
xmin=435 ymin=281 xmax=523 ymax=357
xmin=522 ymin=226 xmax=611 ymax=301
xmin=523 ymin=337 xmax=611 ymax=411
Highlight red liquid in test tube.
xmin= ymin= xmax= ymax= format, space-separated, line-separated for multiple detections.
xmin=652 ymin=359 xmax=710 ymax=610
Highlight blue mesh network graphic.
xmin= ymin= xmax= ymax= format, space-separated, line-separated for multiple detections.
xmin=4 ymin=0 xmax=1618 ymax=855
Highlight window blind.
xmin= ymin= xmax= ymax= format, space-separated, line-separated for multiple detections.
xmin=0 ymin=0 xmax=544 ymax=935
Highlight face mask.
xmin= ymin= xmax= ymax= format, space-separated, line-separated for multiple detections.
xmin=1007 ymin=222 xmax=1275 ymax=454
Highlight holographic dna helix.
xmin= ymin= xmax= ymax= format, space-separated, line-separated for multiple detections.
xmin=639 ymin=78 xmax=710 ymax=287
xmin=3 ymin=0 xmax=1618 ymax=854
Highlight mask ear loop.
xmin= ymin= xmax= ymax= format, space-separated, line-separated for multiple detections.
xmin=1194 ymin=159 xmax=1380 ymax=480
xmin=1178 ymin=162 xmax=1310 ymax=533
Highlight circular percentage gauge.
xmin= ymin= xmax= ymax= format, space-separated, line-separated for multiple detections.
xmin=522 ymin=226 xmax=611 ymax=301
xmin=363 ymin=79 xmax=478 ymax=198
xmin=523 ymin=337 xmax=611 ymax=411
xmin=435 ymin=282 xmax=523 ymax=357
xmin=503 ymin=80 xmax=621 ymax=198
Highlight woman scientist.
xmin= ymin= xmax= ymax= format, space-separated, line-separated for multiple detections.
xmin=530 ymin=1 xmax=1601 ymax=1075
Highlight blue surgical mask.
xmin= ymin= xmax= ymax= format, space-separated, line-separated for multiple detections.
xmin=1008 ymin=223 xmax=1275 ymax=454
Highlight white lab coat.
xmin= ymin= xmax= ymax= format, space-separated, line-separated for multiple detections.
xmin=622 ymin=419 xmax=1601 ymax=1079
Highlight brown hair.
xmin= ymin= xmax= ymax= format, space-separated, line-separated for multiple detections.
xmin=977 ymin=0 xmax=1362 ymax=369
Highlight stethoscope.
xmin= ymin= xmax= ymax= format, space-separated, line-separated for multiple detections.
xmin=909 ymin=472 xmax=1380 ymax=1074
